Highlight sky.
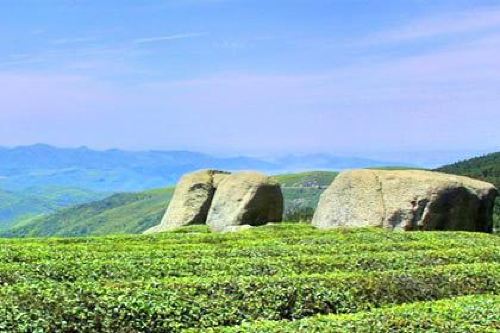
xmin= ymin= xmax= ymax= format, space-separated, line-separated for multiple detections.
xmin=0 ymin=0 xmax=499 ymax=157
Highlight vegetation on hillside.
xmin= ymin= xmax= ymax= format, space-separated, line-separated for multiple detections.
xmin=437 ymin=152 xmax=500 ymax=186
xmin=0 ymin=224 xmax=498 ymax=331
xmin=437 ymin=152 xmax=500 ymax=230
xmin=273 ymin=171 xmax=338 ymax=222
xmin=1 ymin=188 xmax=173 ymax=237
xmin=272 ymin=171 xmax=337 ymax=187
xmin=0 ymin=186 xmax=106 ymax=231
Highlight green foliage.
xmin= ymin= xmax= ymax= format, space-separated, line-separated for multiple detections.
xmin=0 ymin=225 xmax=498 ymax=331
xmin=203 ymin=295 xmax=500 ymax=332
xmin=437 ymin=152 xmax=500 ymax=230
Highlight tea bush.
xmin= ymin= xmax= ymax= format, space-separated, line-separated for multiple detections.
xmin=201 ymin=295 xmax=500 ymax=332
xmin=0 ymin=223 xmax=498 ymax=332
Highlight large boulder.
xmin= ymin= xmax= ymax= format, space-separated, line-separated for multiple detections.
xmin=312 ymin=169 xmax=497 ymax=232
xmin=206 ymin=172 xmax=284 ymax=232
xmin=144 ymin=169 xmax=229 ymax=233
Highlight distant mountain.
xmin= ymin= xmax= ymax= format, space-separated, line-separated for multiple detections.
xmin=0 ymin=144 xmax=395 ymax=192
xmin=0 ymin=144 xmax=277 ymax=192
xmin=436 ymin=152 xmax=500 ymax=230
xmin=273 ymin=154 xmax=403 ymax=171
xmin=2 ymin=171 xmax=339 ymax=238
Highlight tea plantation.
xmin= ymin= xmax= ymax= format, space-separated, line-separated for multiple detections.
xmin=0 ymin=223 xmax=498 ymax=332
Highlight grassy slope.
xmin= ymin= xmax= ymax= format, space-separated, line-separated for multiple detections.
xmin=0 ymin=186 xmax=106 ymax=231
xmin=436 ymin=152 xmax=500 ymax=230
xmin=2 ymin=188 xmax=174 ymax=237
xmin=2 ymin=172 xmax=337 ymax=237
xmin=272 ymin=171 xmax=338 ymax=187
xmin=0 ymin=189 xmax=52 ymax=230
xmin=0 ymin=224 xmax=498 ymax=331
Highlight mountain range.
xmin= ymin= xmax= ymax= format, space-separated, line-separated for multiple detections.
xmin=0 ymin=144 xmax=401 ymax=192
xmin=0 ymin=144 xmax=400 ymax=228
xmin=2 ymin=145 xmax=498 ymax=236
xmin=3 ymin=149 xmax=499 ymax=238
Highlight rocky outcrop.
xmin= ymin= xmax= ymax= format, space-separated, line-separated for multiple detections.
xmin=206 ymin=172 xmax=284 ymax=232
xmin=312 ymin=169 xmax=497 ymax=232
xmin=144 ymin=169 xmax=229 ymax=233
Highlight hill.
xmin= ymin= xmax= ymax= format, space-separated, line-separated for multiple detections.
xmin=0 ymin=144 xmax=399 ymax=193
xmin=2 ymin=171 xmax=338 ymax=237
xmin=272 ymin=170 xmax=338 ymax=187
xmin=0 ymin=186 xmax=106 ymax=231
xmin=436 ymin=152 xmax=500 ymax=230
xmin=436 ymin=152 xmax=500 ymax=187
xmin=0 ymin=224 xmax=498 ymax=331
xmin=272 ymin=171 xmax=338 ymax=222
xmin=2 ymin=188 xmax=174 ymax=237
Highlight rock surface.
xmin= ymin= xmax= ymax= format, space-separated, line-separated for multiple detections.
xmin=144 ymin=169 xmax=229 ymax=233
xmin=312 ymin=169 xmax=497 ymax=232
xmin=206 ymin=172 xmax=284 ymax=232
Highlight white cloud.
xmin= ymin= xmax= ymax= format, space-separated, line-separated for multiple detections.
xmin=366 ymin=6 xmax=500 ymax=44
xmin=50 ymin=37 xmax=96 ymax=45
xmin=133 ymin=32 xmax=207 ymax=44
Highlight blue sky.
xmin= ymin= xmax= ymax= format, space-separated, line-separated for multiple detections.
xmin=0 ymin=0 xmax=499 ymax=156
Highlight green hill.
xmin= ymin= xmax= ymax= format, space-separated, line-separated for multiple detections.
xmin=272 ymin=171 xmax=338 ymax=187
xmin=436 ymin=152 xmax=500 ymax=187
xmin=0 ymin=224 xmax=498 ymax=331
xmin=2 ymin=171 xmax=338 ymax=238
xmin=272 ymin=171 xmax=338 ymax=221
xmin=0 ymin=186 xmax=106 ymax=231
xmin=2 ymin=188 xmax=174 ymax=238
xmin=436 ymin=152 xmax=500 ymax=230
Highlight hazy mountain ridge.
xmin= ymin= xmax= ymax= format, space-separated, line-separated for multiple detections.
xmin=0 ymin=144 xmax=397 ymax=192
xmin=0 ymin=144 xmax=276 ymax=192
xmin=0 ymin=144 xmax=399 ymax=229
